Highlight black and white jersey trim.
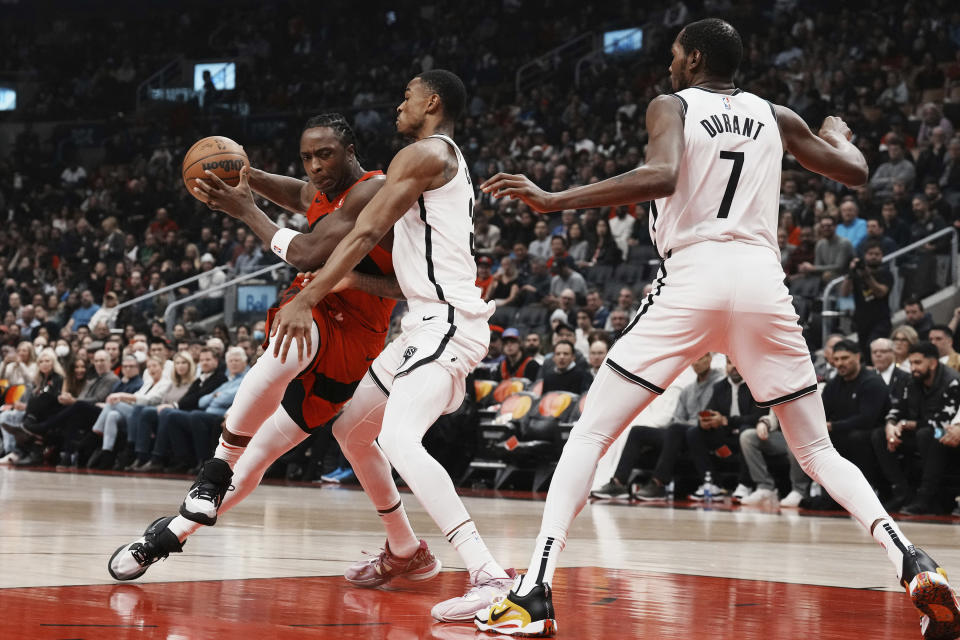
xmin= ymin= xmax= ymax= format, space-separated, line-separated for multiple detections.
xmin=604 ymin=359 xmax=666 ymax=395
xmin=368 ymin=367 xmax=390 ymax=396
xmin=418 ymin=195 xmax=446 ymax=302
xmin=755 ymin=384 xmax=817 ymax=408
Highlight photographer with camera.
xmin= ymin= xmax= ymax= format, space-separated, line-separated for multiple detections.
xmin=841 ymin=240 xmax=893 ymax=351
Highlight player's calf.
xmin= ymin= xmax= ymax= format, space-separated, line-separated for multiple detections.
xmin=180 ymin=458 xmax=233 ymax=526
xmin=108 ymin=516 xmax=183 ymax=581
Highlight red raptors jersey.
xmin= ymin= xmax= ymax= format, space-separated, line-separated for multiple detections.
xmin=298 ymin=170 xmax=395 ymax=333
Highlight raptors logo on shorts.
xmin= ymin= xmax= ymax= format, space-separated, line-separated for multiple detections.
xmin=264 ymin=170 xmax=396 ymax=431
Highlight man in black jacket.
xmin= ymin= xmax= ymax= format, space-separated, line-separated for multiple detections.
xmin=870 ymin=337 xmax=910 ymax=405
xmin=687 ymin=357 xmax=764 ymax=500
xmin=822 ymin=340 xmax=890 ymax=486
xmin=872 ymin=341 xmax=960 ymax=514
xmin=540 ymin=340 xmax=591 ymax=394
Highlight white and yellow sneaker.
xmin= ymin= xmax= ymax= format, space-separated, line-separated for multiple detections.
xmin=475 ymin=577 xmax=556 ymax=637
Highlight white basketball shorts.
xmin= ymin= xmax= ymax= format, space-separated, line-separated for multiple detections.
xmin=369 ymin=300 xmax=494 ymax=414
xmin=606 ymin=240 xmax=817 ymax=408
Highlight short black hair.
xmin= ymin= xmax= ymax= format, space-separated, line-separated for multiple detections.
xmin=554 ymin=339 xmax=575 ymax=353
xmin=908 ymin=341 xmax=940 ymax=360
xmin=302 ymin=113 xmax=359 ymax=158
xmin=832 ymin=339 xmax=861 ymax=356
xmin=930 ymin=324 xmax=954 ymax=338
xmin=416 ymin=69 xmax=466 ymax=122
xmin=678 ymin=18 xmax=743 ymax=78
xmin=861 ymin=239 xmax=885 ymax=254
xmin=903 ymin=296 xmax=924 ymax=311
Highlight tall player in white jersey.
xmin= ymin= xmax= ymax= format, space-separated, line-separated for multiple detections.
xmin=269 ymin=70 xmax=516 ymax=622
xmin=476 ymin=19 xmax=960 ymax=640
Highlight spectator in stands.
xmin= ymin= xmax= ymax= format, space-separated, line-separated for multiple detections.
xmin=687 ymin=357 xmax=763 ymax=500
xmin=476 ymin=328 xmax=505 ymax=379
xmin=870 ymin=137 xmax=916 ymax=199
xmin=842 ymin=241 xmax=893 ymax=350
xmin=154 ymin=346 xmax=248 ymax=473
xmin=607 ymin=309 xmax=629 ymax=336
xmin=88 ymin=291 xmax=120 ymax=331
xmin=873 ymin=341 xmax=960 ymax=514
xmin=233 ymin=235 xmax=263 ymax=275
xmin=523 ymin=332 xmax=544 ymax=364
xmin=545 ymin=235 xmax=568 ymax=270
xmin=0 ymin=349 xmax=64 ymax=465
xmin=485 ymin=256 xmax=521 ymax=310
xmin=836 ymin=199 xmax=867 ymax=249
xmin=942 ymin=138 xmax=960 ymax=209
xmin=528 ymin=219 xmax=551 ymax=259
xmin=784 ymin=225 xmax=816 ymax=278
xmin=917 ymin=103 xmax=955 ymax=146
xmin=879 ymin=200 xmax=910 ymax=247
xmin=494 ymin=328 xmax=539 ymax=382
xmin=584 ymin=218 xmax=622 ymax=267
xmin=799 ymin=216 xmax=853 ymax=284
xmin=539 ymin=340 xmax=591 ymax=395
xmin=871 ymin=338 xmax=911 ymax=403
xmin=147 ymin=207 xmax=178 ymax=236
xmin=584 ymin=289 xmax=609 ymax=329
xmin=807 ymin=340 xmax=890 ymax=509
xmin=891 ymin=325 xmax=920 ymax=371
xmin=0 ymin=341 xmax=38 ymax=385
xmin=67 ymin=290 xmax=100 ymax=332
xmin=814 ymin=334 xmax=843 ymax=382
xmin=608 ymin=206 xmax=634 ymax=258
xmin=474 ymin=213 xmax=500 ymax=257
xmin=549 ymin=256 xmax=587 ymax=302
xmin=903 ymin=298 xmax=934 ymax=340
xmin=855 ymin=217 xmax=898 ymax=258
xmin=739 ymin=404 xmax=811 ymax=507
xmin=518 ymin=257 xmax=552 ymax=307
xmin=928 ymin=325 xmax=960 ymax=372
xmin=923 ymin=180 xmax=953 ymax=221
xmin=196 ymin=253 xmax=227 ymax=315
xmin=567 ymin=222 xmax=589 ymax=267
xmin=476 ymin=256 xmax=494 ymax=299
xmin=623 ymin=353 xmax=726 ymax=501
xmin=586 ymin=340 xmax=607 ymax=378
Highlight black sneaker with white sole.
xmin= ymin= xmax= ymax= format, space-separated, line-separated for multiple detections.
xmin=179 ymin=458 xmax=233 ymax=525
xmin=901 ymin=545 xmax=960 ymax=640
xmin=108 ymin=516 xmax=183 ymax=581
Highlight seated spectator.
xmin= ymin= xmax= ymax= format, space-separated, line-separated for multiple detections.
xmin=544 ymin=235 xmax=569 ymax=270
xmin=584 ymin=218 xmax=622 ymax=267
xmin=803 ymin=340 xmax=890 ymax=510
xmin=880 ymin=200 xmax=910 ymax=248
xmin=586 ymin=340 xmax=608 ymax=378
xmin=607 ymin=309 xmax=630 ymax=336
xmin=138 ymin=348 xmax=225 ymax=472
xmin=890 ymin=325 xmax=919 ymax=371
xmin=475 ymin=256 xmax=495 ymax=299
xmin=122 ymin=351 xmax=196 ymax=471
xmin=872 ymin=341 xmax=960 ymax=514
xmin=810 ymin=215 xmax=854 ymax=283
xmin=86 ymin=355 xmax=170 ymax=470
xmin=233 ymin=235 xmax=263 ymax=275
xmin=814 ymin=333 xmax=844 ymax=382
xmin=567 ymin=222 xmax=589 ymax=267
xmin=784 ymin=225 xmax=816 ymax=278
xmin=605 ymin=353 xmax=725 ymax=500
xmin=584 ymin=289 xmax=609 ymax=329
xmin=518 ymin=257 xmax=552 ymax=306
xmin=870 ymin=338 xmax=910 ymax=403
xmin=67 ymin=289 xmax=100 ymax=332
xmin=928 ymin=325 xmax=960 ymax=372
xmin=0 ymin=349 xmax=64 ymax=464
xmin=549 ymin=256 xmax=587 ymax=302
xmin=685 ymin=356 xmax=762 ymax=500
xmin=484 ymin=257 xmax=521 ymax=309
xmin=855 ymin=218 xmax=898 ymax=258
xmin=523 ymin=332 xmax=544 ymax=364
xmin=836 ymin=199 xmax=867 ymax=249
xmin=870 ymin=137 xmax=916 ymax=200
xmin=0 ymin=341 xmax=38 ymax=386
xmin=903 ymin=298 xmax=934 ymax=341
xmin=475 ymin=328 xmax=505 ymax=380
xmin=573 ymin=310 xmax=593 ymax=355
xmin=738 ymin=410 xmax=810 ymax=507
xmin=493 ymin=328 xmax=539 ymax=382
xmin=841 ymin=241 xmax=893 ymax=350
xmin=528 ymin=219 xmax=551 ymax=260
xmin=88 ymin=291 xmax=120 ymax=331
xmin=540 ymin=340 xmax=591 ymax=394
xmin=153 ymin=346 xmax=248 ymax=473
xmin=196 ymin=254 xmax=227 ymax=315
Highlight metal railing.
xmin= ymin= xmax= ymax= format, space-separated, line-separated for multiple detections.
xmin=821 ymin=227 xmax=958 ymax=346
xmin=111 ymin=266 xmax=229 ymax=317
xmin=515 ymin=33 xmax=596 ymax=97
xmin=136 ymin=56 xmax=185 ymax=111
xmin=162 ymin=263 xmax=291 ymax=337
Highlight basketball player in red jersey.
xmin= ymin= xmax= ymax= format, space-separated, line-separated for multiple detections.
xmin=109 ymin=114 xmax=440 ymax=588
xmin=476 ymin=19 xmax=959 ymax=639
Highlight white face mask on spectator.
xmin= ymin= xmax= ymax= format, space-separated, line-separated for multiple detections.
xmin=55 ymin=345 xmax=70 ymax=358
xmin=134 ymin=351 xmax=147 ymax=364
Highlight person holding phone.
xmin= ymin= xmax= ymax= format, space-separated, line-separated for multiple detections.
xmin=872 ymin=341 xmax=960 ymax=515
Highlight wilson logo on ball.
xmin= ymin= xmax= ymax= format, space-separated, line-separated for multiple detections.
xmin=202 ymin=159 xmax=245 ymax=172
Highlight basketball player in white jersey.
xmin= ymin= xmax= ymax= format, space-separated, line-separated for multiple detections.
xmin=108 ymin=115 xmax=443 ymax=588
xmin=475 ymin=19 xmax=960 ymax=639
xmin=269 ymin=70 xmax=515 ymax=621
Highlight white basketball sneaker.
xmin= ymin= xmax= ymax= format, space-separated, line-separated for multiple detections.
xmin=431 ymin=563 xmax=517 ymax=622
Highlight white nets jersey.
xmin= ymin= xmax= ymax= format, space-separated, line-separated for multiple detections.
xmin=392 ymin=134 xmax=491 ymax=317
xmin=650 ymin=87 xmax=782 ymax=257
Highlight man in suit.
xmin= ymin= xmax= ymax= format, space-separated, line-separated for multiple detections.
xmin=686 ymin=356 xmax=764 ymax=500
xmin=871 ymin=337 xmax=910 ymax=404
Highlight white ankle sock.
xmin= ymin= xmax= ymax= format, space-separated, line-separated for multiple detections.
xmin=516 ymin=534 xmax=562 ymax=596
xmin=447 ymin=520 xmax=508 ymax=579
xmin=378 ymin=501 xmax=419 ymax=558
xmin=872 ymin=518 xmax=912 ymax=580
xmin=215 ymin=437 xmax=245 ymax=469
xmin=167 ymin=515 xmax=196 ymax=542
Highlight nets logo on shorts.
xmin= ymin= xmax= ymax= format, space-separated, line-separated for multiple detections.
xmin=400 ymin=346 xmax=418 ymax=368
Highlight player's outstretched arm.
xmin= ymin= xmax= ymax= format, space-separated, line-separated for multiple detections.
xmin=195 ymin=167 xmax=386 ymax=272
xmin=268 ymin=143 xmax=443 ymax=362
xmin=775 ymin=106 xmax=868 ymax=187
xmin=246 ymin=168 xmax=314 ymax=215
xmin=480 ymin=95 xmax=684 ymax=212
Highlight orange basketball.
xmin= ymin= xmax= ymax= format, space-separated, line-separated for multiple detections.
xmin=182 ymin=136 xmax=248 ymax=201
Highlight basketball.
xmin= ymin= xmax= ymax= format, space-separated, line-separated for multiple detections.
xmin=181 ymin=136 xmax=248 ymax=200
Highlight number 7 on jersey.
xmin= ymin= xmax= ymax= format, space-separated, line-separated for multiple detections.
xmin=717 ymin=151 xmax=744 ymax=219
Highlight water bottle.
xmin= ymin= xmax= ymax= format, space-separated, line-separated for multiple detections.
xmin=703 ymin=471 xmax=713 ymax=503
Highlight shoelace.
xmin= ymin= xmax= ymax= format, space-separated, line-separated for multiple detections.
xmin=130 ymin=540 xmax=168 ymax=567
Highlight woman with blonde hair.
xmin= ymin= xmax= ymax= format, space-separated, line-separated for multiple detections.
xmin=1 ymin=341 xmax=38 ymax=386
xmin=125 ymin=351 xmax=197 ymax=471
xmin=0 ymin=349 xmax=65 ymax=464
xmin=890 ymin=325 xmax=919 ymax=371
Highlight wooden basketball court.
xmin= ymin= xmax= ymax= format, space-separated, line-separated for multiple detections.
xmin=2 ymin=467 xmax=956 ymax=639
